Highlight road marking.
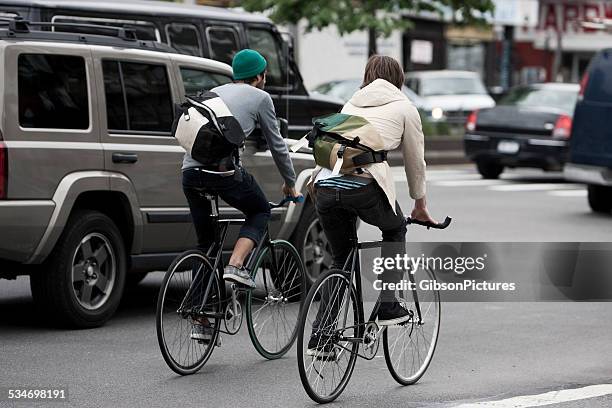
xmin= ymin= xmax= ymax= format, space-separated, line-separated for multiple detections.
xmin=453 ymin=384 xmax=612 ymax=408
xmin=433 ymin=179 xmax=507 ymax=187
xmin=489 ymin=183 xmax=578 ymax=192
xmin=394 ymin=169 xmax=479 ymax=182
xmin=548 ymin=189 xmax=587 ymax=197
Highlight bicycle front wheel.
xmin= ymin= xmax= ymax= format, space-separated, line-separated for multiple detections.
xmin=297 ymin=269 xmax=360 ymax=404
xmin=156 ymin=250 xmax=221 ymax=375
xmin=246 ymin=239 xmax=306 ymax=359
xmin=382 ymin=265 xmax=441 ymax=385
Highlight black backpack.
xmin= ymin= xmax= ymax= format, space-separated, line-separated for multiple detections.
xmin=172 ymin=91 xmax=245 ymax=171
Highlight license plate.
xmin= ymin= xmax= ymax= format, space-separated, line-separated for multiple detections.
xmin=497 ymin=140 xmax=520 ymax=154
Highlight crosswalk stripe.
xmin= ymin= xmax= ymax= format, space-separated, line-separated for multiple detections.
xmin=489 ymin=183 xmax=578 ymax=192
xmin=548 ymin=189 xmax=587 ymax=197
xmin=433 ymin=179 xmax=507 ymax=187
xmin=453 ymin=384 xmax=612 ymax=408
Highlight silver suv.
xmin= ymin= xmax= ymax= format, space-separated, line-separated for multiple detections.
xmin=0 ymin=21 xmax=326 ymax=328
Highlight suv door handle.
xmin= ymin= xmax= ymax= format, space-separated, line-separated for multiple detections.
xmin=112 ymin=152 xmax=138 ymax=164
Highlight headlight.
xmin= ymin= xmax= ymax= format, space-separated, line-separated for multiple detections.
xmin=431 ymin=107 xmax=444 ymax=120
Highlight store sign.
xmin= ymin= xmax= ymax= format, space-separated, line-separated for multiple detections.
xmin=538 ymin=0 xmax=612 ymax=33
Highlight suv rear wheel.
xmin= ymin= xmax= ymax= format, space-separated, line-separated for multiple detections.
xmin=30 ymin=210 xmax=126 ymax=328
xmin=476 ymin=160 xmax=504 ymax=179
xmin=291 ymin=201 xmax=332 ymax=286
xmin=587 ymin=185 xmax=612 ymax=213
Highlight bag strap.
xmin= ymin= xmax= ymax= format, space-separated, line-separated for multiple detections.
xmin=352 ymin=150 xmax=388 ymax=166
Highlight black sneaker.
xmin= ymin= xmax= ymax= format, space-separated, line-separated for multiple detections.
xmin=306 ymin=334 xmax=336 ymax=360
xmin=377 ymin=299 xmax=411 ymax=326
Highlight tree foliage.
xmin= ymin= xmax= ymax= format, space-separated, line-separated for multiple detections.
xmin=241 ymin=0 xmax=495 ymax=38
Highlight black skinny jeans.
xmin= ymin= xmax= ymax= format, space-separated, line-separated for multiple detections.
xmin=312 ymin=182 xmax=407 ymax=333
xmin=182 ymin=167 xmax=271 ymax=248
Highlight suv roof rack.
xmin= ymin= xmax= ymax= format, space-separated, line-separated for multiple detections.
xmin=0 ymin=17 xmax=174 ymax=53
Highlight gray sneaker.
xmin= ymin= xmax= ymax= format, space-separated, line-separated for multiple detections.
xmin=191 ymin=322 xmax=214 ymax=342
xmin=223 ymin=265 xmax=256 ymax=288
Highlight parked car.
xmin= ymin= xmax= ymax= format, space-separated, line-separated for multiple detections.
xmin=312 ymin=78 xmax=425 ymax=108
xmin=0 ymin=21 xmax=321 ymax=328
xmin=404 ymin=70 xmax=495 ymax=124
xmin=0 ymin=0 xmax=342 ymax=139
xmin=564 ymin=49 xmax=612 ymax=214
xmin=464 ymin=83 xmax=579 ymax=179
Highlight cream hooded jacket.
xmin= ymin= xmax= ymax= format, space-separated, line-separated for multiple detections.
xmin=309 ymin=78 xmax=427 ymax=211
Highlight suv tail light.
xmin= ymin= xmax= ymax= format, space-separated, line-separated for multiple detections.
xmin=0 ymin=127 xmax=6 ymax=199
xmin=578 ymin=72 xmax=589 ymax=100
xmin=553 ymin=114 xmax=572 ymax=139
xmin=465 ymin=110 xmax=478 ymax=132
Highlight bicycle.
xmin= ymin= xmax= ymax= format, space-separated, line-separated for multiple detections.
xmin=156 ymin=192 xmax=306 ymax=375
xmin=296 ymin=215 xmax=451 ymax=403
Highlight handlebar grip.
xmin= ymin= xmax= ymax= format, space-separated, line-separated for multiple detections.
xmin=405 ymin=216 xmax=452 ymax=230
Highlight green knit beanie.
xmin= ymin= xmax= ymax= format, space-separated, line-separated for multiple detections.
xmin=232 ymin=49 xmax=267 ymax=80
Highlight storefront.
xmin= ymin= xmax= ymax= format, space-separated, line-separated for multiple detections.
xmin=514 ymin=0 xmax=612 ymax=83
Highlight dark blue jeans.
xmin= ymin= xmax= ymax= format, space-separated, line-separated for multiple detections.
xmin=182 ymin=167 xmax=271 ymax=248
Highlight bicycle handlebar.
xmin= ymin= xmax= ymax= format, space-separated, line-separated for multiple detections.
xmin=405 ymin=216 xmax=452 ymax=230
xmin=269 ymin=195 xmax=305 ymax=209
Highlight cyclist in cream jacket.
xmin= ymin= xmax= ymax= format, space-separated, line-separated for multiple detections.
xmin=308 ymin=55 xmax=436 ymax=356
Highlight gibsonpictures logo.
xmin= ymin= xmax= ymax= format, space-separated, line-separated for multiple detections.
xmin=372 ymin=253 xmax=487 ymax=276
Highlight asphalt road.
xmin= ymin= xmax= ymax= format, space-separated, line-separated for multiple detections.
xmin=1 ymin=165 xmax=611 ymax=408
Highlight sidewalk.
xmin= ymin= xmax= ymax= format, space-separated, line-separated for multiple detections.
xmin=387 ymin=136 xmax=468 ymax=166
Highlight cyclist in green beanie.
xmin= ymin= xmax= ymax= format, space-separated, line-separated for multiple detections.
xmin=183 ymin=49 xmax=300 ymax=342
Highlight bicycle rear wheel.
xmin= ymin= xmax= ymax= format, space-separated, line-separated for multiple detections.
xmin=246 ymin=240 xmax=306 ymax=359
xmin=156 ymin=250 xmax=221 ymax=375
xmin=297 ymin=269 xmax=360 ymax=403
xmin=382 ymin=265 xmax=440 ymax=385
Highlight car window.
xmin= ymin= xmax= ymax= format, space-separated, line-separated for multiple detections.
xmin=18 ymin=54 xmax=89 ymax=129
xmin=166 ymin=23 xmax=202 ymax=57
xmin=500 ymin=87 xmax=578 ymax=114
xmin=313 ymin=82 xmax=334 ymax=94
xmin=405 ymin=78 xmax=421 ymax=95
xmin=246 ymin=28 xmax=286 ymax=88
xmin=327 ymin=80 xmax=360 ymax=102
xmin=206 ymin=26 xmax=239 ymax=65
xmin=421 ymin=76 xmax=486 ymax=96
xmin=102 ymin=60 xmax=173 ymax=133
xmin=180 ymin=67 xmax=231 ymax=95
xmin=52 ymin=16 xmax=159 ymax=41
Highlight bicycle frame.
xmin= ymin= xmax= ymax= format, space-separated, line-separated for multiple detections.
xmin=334 ymin=227 xmax=426 ymax=351
xmin=179 ymin=192 xmax=276 ymax=329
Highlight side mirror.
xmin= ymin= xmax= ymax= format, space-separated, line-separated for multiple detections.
xmin=278 ymin=117 xmax=289 ymax=139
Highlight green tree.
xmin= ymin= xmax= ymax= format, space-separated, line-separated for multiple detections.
xmin=241 ymin=0 xmax=494 ymax=56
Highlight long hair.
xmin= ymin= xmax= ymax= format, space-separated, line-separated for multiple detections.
xmin=360 ymin=55 xmax=405 ymax=89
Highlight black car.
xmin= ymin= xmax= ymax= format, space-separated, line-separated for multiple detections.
xmin=464 ymin=83 xmax=579 ymax=179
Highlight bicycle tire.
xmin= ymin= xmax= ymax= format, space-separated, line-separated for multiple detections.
xmin=246 ymin=240 xmax=306 ymax=359
xmin=297 ymin=268 xmax=360 ymax=403
xmin=382 ymin=266 xmax=441 ymax=385
xmin=156 ymin=250 xmax=221 ymax=375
